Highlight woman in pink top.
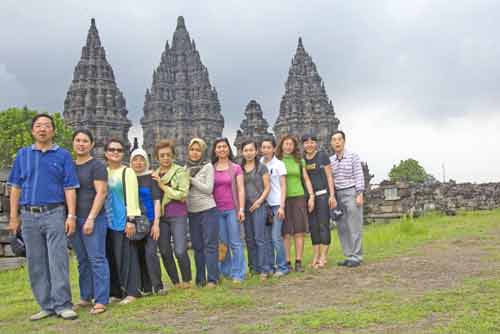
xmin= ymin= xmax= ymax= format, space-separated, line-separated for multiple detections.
xmin=211 ymin=137 xmax=246 ymax=283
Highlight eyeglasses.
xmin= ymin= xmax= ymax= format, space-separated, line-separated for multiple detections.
xmin=107 ymin=148 xmax=124 ymax=153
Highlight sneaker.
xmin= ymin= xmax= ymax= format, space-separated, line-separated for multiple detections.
xmin=294 ymin=261 xmax=305 ymax=272
xmin=154 ymin=287 xmax=168 ymax=296
xmin=337 ymin=259 xmax=349 ymax=267
xmin=29 ymin=310 xmax=55 ymax=321
xmin=58 ymin=309 xmax=78 ymax=320
xmin=286 ymin=261 xmax=292 ymax=271
xmin=346 ymin=260 xmax=361 ymax=268
xmin=259 ymin=273 xmax=269 ymax=282
xmin=109 ymin=296 xmax=122 ymax=303
xmin=273 ymin=271 xmax=286 ymax=278
xmin=119 ymin=296 xmax=137 ymax=305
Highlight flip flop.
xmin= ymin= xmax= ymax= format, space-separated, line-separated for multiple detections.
xmin=73 ymin=301 xmax=92 ymax=310
xmin=90 ymin=305 xmax=106 ymax=315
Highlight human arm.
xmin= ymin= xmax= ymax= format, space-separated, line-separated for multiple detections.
xmin=249 ymin=170 xmax=270 ymax=213
xmin=190 ymin=164 xmax=214 ymax=195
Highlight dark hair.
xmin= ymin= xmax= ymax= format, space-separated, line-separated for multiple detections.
xmin=211 ymin=137 xmax=235 ymax=164
xmin=261 ymin=136 xmax=276 ymax=148
xmin=31 ymin=113 xmax=55 ymax=130
xmin=240 ymin=140 xmax=260 ymax=169
xmin=276 ymin=135 xmax=301 ymax=163
xmin=154 ymin=139 xmax=176 ymax=159
xmin=104 ymin=138 xmax=125 ymax=151
xmin=332 ymin=130 xmax=346 ymax=141
xmin=72 ymin=129 xmax=94 ymax=143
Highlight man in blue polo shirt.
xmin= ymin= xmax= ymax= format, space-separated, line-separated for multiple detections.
xmin=8 ymin=114 xmax=80 ymax=321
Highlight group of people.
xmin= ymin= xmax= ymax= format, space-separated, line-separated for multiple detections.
xmin=8 ymin=113 xmax=365 ymax=321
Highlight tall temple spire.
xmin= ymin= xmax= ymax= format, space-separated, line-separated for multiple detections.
xmin=63 ymin=18 xmax=131 ymax=159
xmin=141 ymin=16 xmax=224 ymax=163
xmin=273 ymin=38 xmax=340 ymax=151
xmin=234 ymin=100 xmax=272 ymax=154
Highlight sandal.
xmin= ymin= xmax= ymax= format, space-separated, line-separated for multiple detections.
xmin=73 ymin=300 xmax=92 ymax=310
xmin=90 ymin=305 xmax=106 ymax=315
xmin=318 ymin=259 xmax=328 ymax=268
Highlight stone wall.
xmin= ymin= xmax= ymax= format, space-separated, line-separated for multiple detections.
xmin=0 ymin=169 xmax=14 ymax=256
xmin=365 ymin=180 xmax=500 ymax=221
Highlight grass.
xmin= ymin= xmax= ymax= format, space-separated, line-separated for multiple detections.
xmin=1 ymin=209 xmax=500 ymax=334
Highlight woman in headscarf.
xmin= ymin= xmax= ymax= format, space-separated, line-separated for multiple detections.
xmin=130 ymin=148 xmax=166 ymax=295
xmin=185 ymin=138 xmax=220 ymax=288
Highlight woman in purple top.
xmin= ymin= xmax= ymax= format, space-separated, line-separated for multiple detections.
xmin=211 ymin=137 xmax=246 ymax=283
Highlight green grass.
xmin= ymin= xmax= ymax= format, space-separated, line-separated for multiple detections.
xmin=1 ymin=209 xmax=500 ymax=334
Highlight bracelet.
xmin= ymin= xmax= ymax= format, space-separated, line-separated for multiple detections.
xmin=67 ymin=214 xmax=76 ymax=220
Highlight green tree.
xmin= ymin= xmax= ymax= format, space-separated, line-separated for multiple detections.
xmin=389 ymin=158 xmax=428 ymax=183
xmin=0 ymin=107 xmax=73 ymax=168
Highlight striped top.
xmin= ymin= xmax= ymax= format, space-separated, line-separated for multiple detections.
xmin=330 ymin=150 xmax=365 ymax=193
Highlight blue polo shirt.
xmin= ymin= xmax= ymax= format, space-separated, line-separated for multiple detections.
xmin=8 ymin=144 xmax=80 ymax=205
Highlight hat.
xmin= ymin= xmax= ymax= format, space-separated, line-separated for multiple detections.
xmin=301 ymin=133 xmax=318 ymax=142
xmin=130 ymin=148 xmax=151 ymax=175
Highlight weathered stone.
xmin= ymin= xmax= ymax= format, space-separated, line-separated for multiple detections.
xmin=366 ymin=180 xmax=500 ymax=220
xmin=141 ymin=16 xmax=224 ymax=164
xmin=273 ymin=37 xmax=340 ymax=151
xmin=234 ymin=100 xmax=272 ymax=154
xmin=63 ymin=18 xmax=132 ymax=160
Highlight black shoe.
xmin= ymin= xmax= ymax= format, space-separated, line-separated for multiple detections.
xmin=346 ymin=260 xmax=361 ymax=268
xmin=287 ymin=261 xmax=292 ymax=271
xmin=337 ymin=259 xmax=349 ymax=266
xmin=295 ymin=261 xmax=305 ymax=272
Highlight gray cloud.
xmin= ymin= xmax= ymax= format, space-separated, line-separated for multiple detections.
xmin=1 ymin=0 xmax=499 ymax=181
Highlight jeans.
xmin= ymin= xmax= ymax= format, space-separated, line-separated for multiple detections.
xmin=158 ymin=216 xmax=192 ymax=284
xmin=70 ymin=215 xmax=110 ymax=305
xmin=218 ymin=209 xmax=246 ymax=281
xmin=20 ymin=206 xmax=73 ymax=313
xmin=243 ymin=205 xmax=272 ymax=274
xmin=270 ymin=205 xmax=289 ymax=274
xmin=189 ymin=208 xmax=220 ymax=285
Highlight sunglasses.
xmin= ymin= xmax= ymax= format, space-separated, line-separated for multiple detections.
xmin=107 ymin=148 xmax=124 ymax=153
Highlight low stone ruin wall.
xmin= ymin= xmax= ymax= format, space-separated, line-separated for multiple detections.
xmin=365 ymin=180 xmax=500 ymax=221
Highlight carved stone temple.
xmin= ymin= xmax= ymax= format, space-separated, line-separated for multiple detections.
xmin=141 ymin=16 xmax=224 ymax=163
xmin=63 ymin=18 xmax=132 ymax=159
xmin=273 ymin=37 xmax=340 ymax=151
xmin=234 ymin=99 xmax=272 ymax=154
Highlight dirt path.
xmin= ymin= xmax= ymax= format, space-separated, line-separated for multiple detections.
xmin=158 ymin=232 xmax=500 ymax=334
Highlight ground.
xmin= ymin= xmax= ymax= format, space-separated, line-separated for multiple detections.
xmin=1 ymin=209 xmax=500 ymax=334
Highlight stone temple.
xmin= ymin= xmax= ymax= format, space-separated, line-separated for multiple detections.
xmin=63 ymin=18 xmax=132 ymax=159
xmin=233 ymin=99 xmax=272 ymax=154
xmin=141 ymin=16 xmax=224 ymax=164
xmin=273 ymin=37 xmax=340 ymax=151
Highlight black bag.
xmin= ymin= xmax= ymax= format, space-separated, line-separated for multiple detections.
xmin=266 ymin=206 xmax=274 ymax=226
xmin=122 ymin=167 xmax=150 ymax=240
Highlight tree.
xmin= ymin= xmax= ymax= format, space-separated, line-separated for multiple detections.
xmin=389 ymin=158 xmax=428 ymax=183
xmin=0 ymin=107 xmax=73 ymax=168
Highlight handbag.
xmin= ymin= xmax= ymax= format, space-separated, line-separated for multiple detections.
xmin=266 ymin=205 xmax=274 ymax=226
xmin=122 ymin=167 xmax=150 ymax=240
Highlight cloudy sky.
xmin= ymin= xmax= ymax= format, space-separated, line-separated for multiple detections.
xmin=1 ymin=0 xmax=499 ymax=183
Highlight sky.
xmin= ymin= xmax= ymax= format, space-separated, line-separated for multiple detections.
xmin=1 ymin=0 xmax=499 ymax=183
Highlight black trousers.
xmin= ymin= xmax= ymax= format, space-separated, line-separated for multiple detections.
xmin=106 ymin=230 xmax=142 ymax=298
